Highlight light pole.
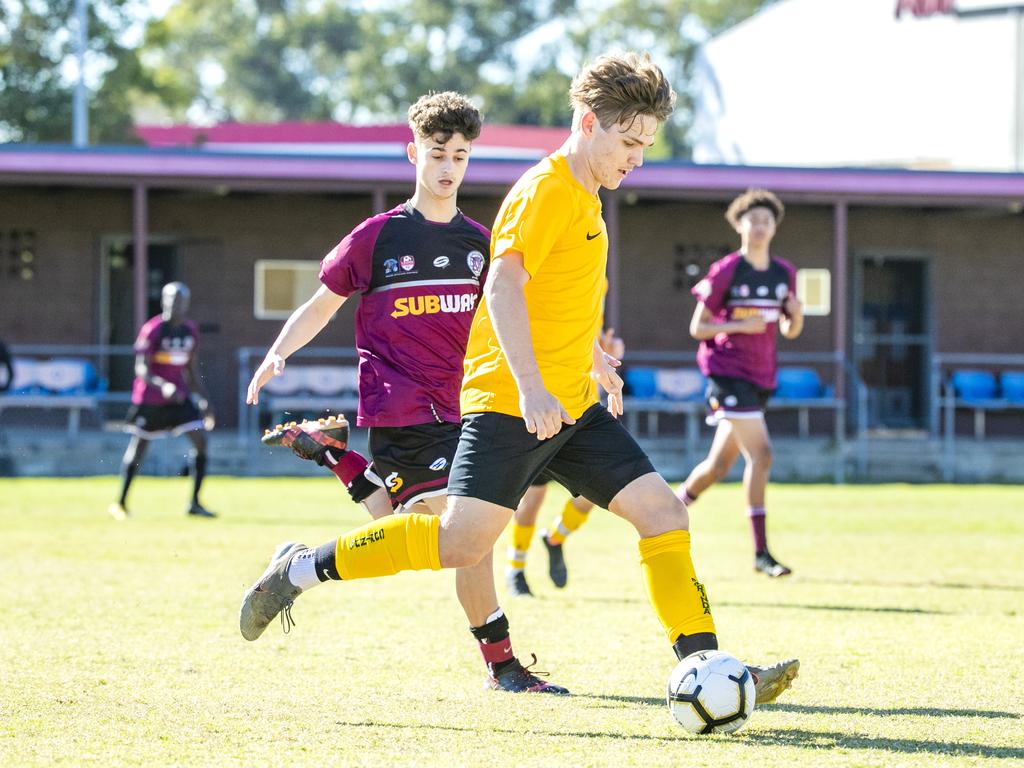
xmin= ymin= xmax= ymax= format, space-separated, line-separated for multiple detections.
xmin=72 ymin=0 xmax=88 ymax=146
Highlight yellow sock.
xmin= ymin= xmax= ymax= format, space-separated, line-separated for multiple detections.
xmin=507 ymin=522 xmax=535 ymax=570
xmin=547 ymin=499 xmax=590 ymax=545
xmin=639 ymin=530 xmax=717 ymax=642
xmin=334 ymin=513 xmax=441 ymax=580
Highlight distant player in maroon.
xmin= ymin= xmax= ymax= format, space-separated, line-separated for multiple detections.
xmin=110 ymin=281 xmax=216 ymax=520
xmin=677 ymin=189 xmax=804 ymax=577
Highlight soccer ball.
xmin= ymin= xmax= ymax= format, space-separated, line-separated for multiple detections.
xmin=667 ymin=650 xmax=755 ymax=735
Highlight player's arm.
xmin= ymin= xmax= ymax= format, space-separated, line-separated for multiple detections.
xmin=486 ymin=250 xmax=575 ymax=440
xmin=592 ymin=335 xmax=623 ymax=417
xmin=184 ymin=353 xmax=213 ymax=419
xmin=247 ymin=285 xmax=347 ymax=405
xmin=689 ymin=303 xmax=765 ymax=340
xmin=779 ymin=295 xmax=804 ymax=339
xmin=135 ymin=353 xmax=183 ymax=402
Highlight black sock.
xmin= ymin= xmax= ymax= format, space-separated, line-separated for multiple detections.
xmin=118 ymin=460 xmax=140 ymax=506
xmin=314 ymin=541 xmax=341 ymax=581
xmin=673 ymin=632 xmax=719 ymax=661
xmin=189 ymin=451 xmax=207 ymax=504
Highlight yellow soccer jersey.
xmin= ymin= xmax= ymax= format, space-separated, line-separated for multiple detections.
xmin=461 ymin=153 xmax=607 ymax=419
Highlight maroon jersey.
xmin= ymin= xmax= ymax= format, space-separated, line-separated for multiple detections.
xmin=692 ymin=252 xmax=797 ymax=391
xmin=319 ymin=202 xmax=490 ymax=427
xmin=131 ymin=315 xmax=199 ymax=405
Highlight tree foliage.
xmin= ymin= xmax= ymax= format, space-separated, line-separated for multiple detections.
xmin=0 ymin=0 xmax=775 ymax=154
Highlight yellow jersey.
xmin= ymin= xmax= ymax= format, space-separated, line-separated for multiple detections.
xmin=461 ymin=153 xmax=607 ymax=419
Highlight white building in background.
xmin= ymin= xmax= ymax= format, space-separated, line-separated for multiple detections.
xmin=691 ymin=0 xmax=1023 ymax=171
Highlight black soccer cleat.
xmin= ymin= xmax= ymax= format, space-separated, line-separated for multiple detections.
xmin=487 ymin=654 xmax=570 ymax=695
xmin=505 ymin=568 xmax=534 ymax=598
xmin=261 ymin=415 xmax=349 ymax=466
xmin=541 ymin=530 xmax=568 ymax=588
xmin=755 ymin=550 xmax=792 ymax=578
xmin=187 ymin=502 xmax=217 ymax=518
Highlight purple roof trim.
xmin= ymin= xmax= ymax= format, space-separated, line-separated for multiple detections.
xmin=2 ymin=145 xmax=1024 ymax=202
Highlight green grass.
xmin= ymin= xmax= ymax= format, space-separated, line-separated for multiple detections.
xmin=2 ymin=478 xmax=1022 ymax=767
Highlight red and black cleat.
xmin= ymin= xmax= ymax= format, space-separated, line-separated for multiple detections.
xmin=487 ymin=654 xmax=570 ymax=695
xmin=261 ymin=415 xmax=350 ymax=466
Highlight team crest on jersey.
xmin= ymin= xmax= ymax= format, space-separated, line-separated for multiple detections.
xmin=384 ymin=258 xmax=399 ymax=277
xmin=467 ymin=250 xmax=485 ymax=277
xmin=756 ymin=285 xmax=769 ymax=297
xmin=400 ymin=255 xmax=416 ymax=272
xmin=776 ymin=283 xmax=789 ymax=300
xmin=724 ymin=395 xmax=739 ymax=407
xmin=433 ymin=256 xmax=450 ymax=268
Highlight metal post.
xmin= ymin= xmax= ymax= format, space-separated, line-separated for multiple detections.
xmin=605 ymin=191 xmax=621 ymax=331
xmin=73 ymin=0 xmax=88 ymax=146
xmin=132 ymin=184 xmax=148 ymax=334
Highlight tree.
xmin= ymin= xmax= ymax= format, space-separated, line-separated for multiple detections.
xmin=0 ymin=0 xmax=172 ymax=143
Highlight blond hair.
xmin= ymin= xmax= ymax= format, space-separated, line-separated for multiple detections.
xmin=407 ymin=91 xmax=483 ymax=143
xmin=569 ymin=52 xmax=675 ymax=130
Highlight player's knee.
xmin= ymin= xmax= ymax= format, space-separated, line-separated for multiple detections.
xmin=750 ymin=443 xmax=773 ymax=468
xmin=440 ymin=546 xmax=486 ymax=569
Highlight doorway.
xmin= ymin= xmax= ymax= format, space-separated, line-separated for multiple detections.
xmin=99 ymin=237 xmax=179 ymax=391
xmin=852 ymin=254 xmax=932 ymax=431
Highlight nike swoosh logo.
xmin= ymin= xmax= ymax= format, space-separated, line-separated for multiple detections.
xmin=502 ymin=645 xmax=512 ymax=653
xmin=586 ymin=231 xmax=601 ymax=240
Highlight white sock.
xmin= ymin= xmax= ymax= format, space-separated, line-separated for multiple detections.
xmin=287 ymin=550 xmax=321 ymax=591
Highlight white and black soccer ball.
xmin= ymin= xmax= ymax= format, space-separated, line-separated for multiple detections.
xmin=667 ymin=650 xmax=755 ymax=735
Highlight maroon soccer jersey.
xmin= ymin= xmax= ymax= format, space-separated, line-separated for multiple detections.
xmin=131 ymin=315 xmax=199 ymax=405
xmin=691 ymin=252 xmax=797 ymax=390
xmin=319 ymin=202 xmax=490 ymax=427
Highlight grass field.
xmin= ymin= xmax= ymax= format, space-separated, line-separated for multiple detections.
xmin=1 ymin=478 xmax=1022 ymax=767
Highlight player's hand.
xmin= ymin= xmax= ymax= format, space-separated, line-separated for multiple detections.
xmin=735 ymin=316 xmax=767 ymax=334
xmin=783 ymin=295 xmax=803 ymax=318
xmin=592 ymin=349 xmax=624 ymax=418
xmin=160 ymin=381 xmax=178 ymax=401
xmin=520 ymin=386 xmax=575 ymax=440
xmin=246 ymin=353 xmax=286 ymax=405
xmin=599 ymin=327 xmax=625 ymax=360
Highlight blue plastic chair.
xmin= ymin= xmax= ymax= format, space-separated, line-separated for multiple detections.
xmin=775 ymin=367 xmax=823 ymax=399
xmin=1000 ymin=371 xmax=1024 ymax=404
xmin=949 ymin=370 xmax=998 ymax=403
xmin=624 ymin=367 xmax=658 ymax=398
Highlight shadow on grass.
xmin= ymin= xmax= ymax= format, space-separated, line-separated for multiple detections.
xmin=576 ymin=598 xmax=945 ymax=615
xmin=718 ymin=601 xmax=946 ymax=615
xmin=334 ymin=720 xmax=1024 ymax=758
xmin=798 ymin=577 xmax=1024 ymax=593
xmin=767 ymin=702 xmax=1021 ymax=720
xmin=575 ymin=695 xmax=1021 ymax=722
xmin=744 ymin=728 xmax=1024 ymax=759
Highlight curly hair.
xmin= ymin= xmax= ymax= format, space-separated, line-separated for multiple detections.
xmin=407 ymin=91 xmax=483 ymax=143
xmin=569 ymin=52 xmax=675 ymax=130
xmin=725 ymin=188 xmax=785 ymax=228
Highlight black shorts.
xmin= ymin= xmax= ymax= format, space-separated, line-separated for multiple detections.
xmin=124 ymin=400 xmax=204 ymax=438
xmin=367 ymin=422 xmax=461 ymax=510
xmin=705 ymin=375 xmax=773 ymax=425
xmin=447 ymin=403 xmax=655 ymax=510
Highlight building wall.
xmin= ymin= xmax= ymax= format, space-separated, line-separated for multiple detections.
xmin=4 ymin=185 xmax=1022 ymax=427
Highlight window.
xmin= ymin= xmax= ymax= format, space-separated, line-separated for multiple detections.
xmin=796 ymin=268 xmax=831 ymax=316
xmin=254 ymin=260 xmax=322 ymax=319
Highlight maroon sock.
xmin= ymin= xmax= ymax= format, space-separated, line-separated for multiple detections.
xmin=749 ymin=506 xmax=767 ymax=554
xmin=323 ymin=449 xmax=368 ymax=486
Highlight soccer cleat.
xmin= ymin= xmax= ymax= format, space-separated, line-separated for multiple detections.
xmin=187 ymin=502 xmax=217 ymax=518
xmin=747 ymin=658 xmax=800 ymax=704
xmin=108 ymin=502 xmax=129 ymax=521
xmin=755 ymin=550 xmax=792 ymax=578
xmin=239 ymin=541 xmax=308 ymax=641
xmin=487 ymin=654 xmax=570 ymax=695
xmin=261 ymin=415 xmax=349 ymax=466
xmin=505 ymin=568 xmax=534 ymax=597
xmin=540 ymin=530 xmax=568 ymax=588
